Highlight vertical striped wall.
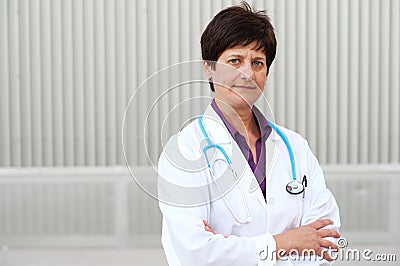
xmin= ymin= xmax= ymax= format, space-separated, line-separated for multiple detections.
xmin=0 ymin=0 xmax=399 ymax=167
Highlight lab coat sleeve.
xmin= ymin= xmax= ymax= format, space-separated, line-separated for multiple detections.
xmin=294 ymin=140 xmax=341 ymax=265
xmin=158 ymin=150 xmax=277 ymax=266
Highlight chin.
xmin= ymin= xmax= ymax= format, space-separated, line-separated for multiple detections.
xmin=227 ymin=96 xmax=255 ymax=110
xmin=215 ymin=87 xmax=259 ymax=109
xmin=232 ymin=93 xmax=261 ymax=108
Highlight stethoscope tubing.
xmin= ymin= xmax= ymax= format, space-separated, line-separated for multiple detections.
xmin=198 ymin=114 xmax=304 ymax=224
xmin=199 ymin=115 xmax=297 ymax=182
xmin=266 ymin=120 xmax=297 ymax=181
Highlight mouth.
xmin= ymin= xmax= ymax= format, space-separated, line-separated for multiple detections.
xmin=232 ymin=85 xmax=256 ymax=90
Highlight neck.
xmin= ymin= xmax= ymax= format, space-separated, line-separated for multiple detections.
xmin=214 ymin=99 xmax=258 ymax=137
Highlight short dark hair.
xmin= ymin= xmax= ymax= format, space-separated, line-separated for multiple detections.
xmin=201 ymin=1 xmax=277 ymax=91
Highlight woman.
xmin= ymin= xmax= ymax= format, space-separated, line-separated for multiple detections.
xmin=158 ymin=3 xmax=340 ymax=265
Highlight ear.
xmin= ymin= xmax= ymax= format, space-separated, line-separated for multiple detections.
xmin=203 ymin=61 xmax=213 ymax=80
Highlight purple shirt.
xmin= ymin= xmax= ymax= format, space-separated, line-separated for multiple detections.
xmin=211 ymin=99 xmax=271 ymax=199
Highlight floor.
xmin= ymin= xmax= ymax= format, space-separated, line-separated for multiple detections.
xmin=0 ymin=245 xmax=399 ymax=266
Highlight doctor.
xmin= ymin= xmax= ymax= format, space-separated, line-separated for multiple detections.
xmin=158 ymin=2 xmax=340 ymax=265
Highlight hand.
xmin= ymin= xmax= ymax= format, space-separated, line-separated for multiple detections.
xmin=203 ymin=220 xmax=218 ymax=235
xmin=273 ymin=219 xmax=340 ymax=261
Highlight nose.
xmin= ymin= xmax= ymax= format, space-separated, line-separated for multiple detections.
xmin=239 ymin=62 xmax=254 ymax=81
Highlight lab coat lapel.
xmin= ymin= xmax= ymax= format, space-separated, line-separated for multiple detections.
xmin=265 ymin=127 xmax=279 ymax=189
xmin=203 ymin=104 xmax=268 ymax=208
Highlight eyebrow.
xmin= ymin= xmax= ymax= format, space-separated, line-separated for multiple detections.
xmin=226 ymin=54 xmax=266 ymax=61
xmin=253 ymin=57 xmax=266 ymax=61
xmin=227 ymin=54 xmax=245 ymax=58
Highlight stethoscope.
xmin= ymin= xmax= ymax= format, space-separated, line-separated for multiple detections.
xmin=198 ymin=114 xmax=307 ymax=224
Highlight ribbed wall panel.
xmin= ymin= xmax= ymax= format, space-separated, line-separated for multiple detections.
xmin=0 ymin=181 xmax=115 ymax=236
xmin=0 ymin=166 xmax=399 ymax=246
xmin=0 ymin=0 xmax=399 ymax=166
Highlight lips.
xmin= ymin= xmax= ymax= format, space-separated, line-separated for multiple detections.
xmin=232 ymin=85 xmax=256 ymax=90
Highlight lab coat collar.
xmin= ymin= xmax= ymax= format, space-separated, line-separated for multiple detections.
xmin=201 ymin=104 xmax=233 ymax=144
xmin=202 ymin=104 xmax=281 ymax=143
xmin=202 ymin=103 xmax=280 ymax=179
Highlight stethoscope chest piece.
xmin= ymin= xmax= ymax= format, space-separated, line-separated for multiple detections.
xmin=286 ymin=180 xmax=305 ymax=195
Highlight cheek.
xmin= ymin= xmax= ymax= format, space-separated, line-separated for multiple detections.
xmin=214 ymin=73 xmax=239 ymax=88
xmin=212 ymin=64 xmax=241 ymax=86
xmin=254 ymin=74 xmax=267 ymax=90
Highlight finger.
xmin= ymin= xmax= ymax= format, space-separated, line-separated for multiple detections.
xmin=320 ymin=239 xmax=339 ymax=251
xmin=318 ymin=229 xmax=340 ymax=238
xmin=205 ymin=226 xmax=215 ymax=233
xmin=204 ymin=224 xmax=215 ymax=233
xmin=203 ymin=220 xmax=211 ymax=231
xmin=209 ymin=228 xmax=218 ymax=234
xmin=309 ymin=219 xmax=333 ymax=230
xmin=321 ymin=249 xmax=334 ymax=262
xmin=203 ymin=220 xmax=217 ymax=234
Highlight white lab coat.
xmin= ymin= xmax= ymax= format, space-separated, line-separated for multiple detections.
xmin=158 ymin=104 xmax=340 ymax=266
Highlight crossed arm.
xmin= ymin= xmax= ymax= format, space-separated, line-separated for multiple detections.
xmin=204 ymin=219 xmax=340 ymax=262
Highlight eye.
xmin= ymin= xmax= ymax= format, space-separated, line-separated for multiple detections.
xmin=229 ymin=59 xmax=240 ymax=65
xmin=253 ymin=61 xmax=264 ymax=68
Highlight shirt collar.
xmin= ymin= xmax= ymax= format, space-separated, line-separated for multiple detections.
xmin=211 ymin=99 xmax=271 ymax=142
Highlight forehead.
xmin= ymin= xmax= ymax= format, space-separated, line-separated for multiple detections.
xmin=220 ymin=42 xmax=266 ymax=59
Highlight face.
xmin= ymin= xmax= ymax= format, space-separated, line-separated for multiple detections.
xmin=205 ymin=42 xmax=268 ymax=110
